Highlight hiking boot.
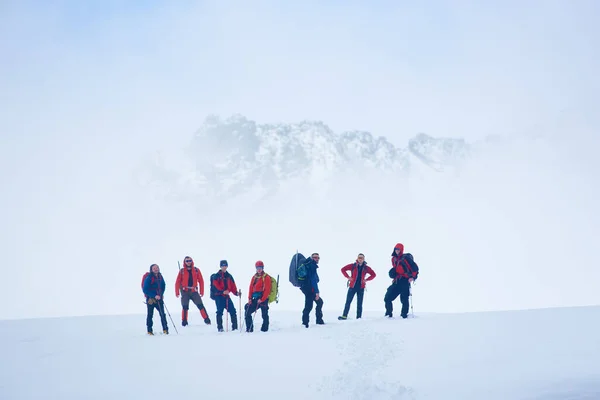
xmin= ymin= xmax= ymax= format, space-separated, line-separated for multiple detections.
xmin=147 ymin=331 xmax=154 ymax=335
xmin=316 ymin=319 xmax=325 ymax=325
xmin=261 ymin=325 xmax=268 ymax=332
xmin=218 ymin=328 xmax=224 ymax=332
xmin=401 ymin=314 xmax=408 ymax=319
xmin=303 ymin=322 xmax=309 ymax=328
xmin=163 ymin=329 xmax=169 ymax=335
xmin=204 ymin=318 xmax=211 ymax=325
xmin=182 ymin=320 xmax=188 ymax=327
xmin=384 ymin=313 xmax=392 ymax=318
xmin=338 ymin=316 xmax=347 ymax=320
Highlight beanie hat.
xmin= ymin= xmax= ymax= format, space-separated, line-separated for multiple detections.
xmin=255 ymin=260 xmax=264 ymax=268
xmin=220 ymin=260 xmax=228 ymax=267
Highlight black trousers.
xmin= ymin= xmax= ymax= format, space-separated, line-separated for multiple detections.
xmin=215 ymin=296 xmax=237 ymax=330
xmin=146 ymin=299 xmax=168 ymax=332
xmin=384 ymin=279 xmax=410 ymax=317
xmin=245 ymin=299 xmax=269 ymax=332
xmin=301 ymin=288 xmax=324 ymax=325
xmin=342 ymin=287 xmax=365 ymax=318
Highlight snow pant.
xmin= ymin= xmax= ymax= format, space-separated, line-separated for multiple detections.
xmin=214 ymin=296 xmax=237 ymax=330
xmin=301 ymin=287 xmax=324 ymax=325
xmin=384 ymin=278 xmax=410 ymax=317
xmin=342 ymin=287 xmax=365 ymax=319
xmin=244 ymin=299 xmax=269 ymax=332
xmin=146 ymin=299 xmax=168 ymax=332
xmin=181 ymin=290 xmax=209 ymax=323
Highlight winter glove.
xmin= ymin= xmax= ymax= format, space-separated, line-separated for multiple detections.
xmin=147 ymin=298 xmax=155 ymax=305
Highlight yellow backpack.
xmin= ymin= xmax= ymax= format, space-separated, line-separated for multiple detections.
xmin=263 ymin=273 xmax=279 ymax=304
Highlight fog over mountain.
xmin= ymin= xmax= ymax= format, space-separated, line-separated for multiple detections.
xmin=137 ymin=114 xmax=471 ymax=207
xmin=122 ymin=114 xmax=600 ymax=319
xmin=1 ymin=109 xmax=598 ymax=320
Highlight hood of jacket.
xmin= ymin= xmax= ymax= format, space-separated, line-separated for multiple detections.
xmin=391 ymin=243 xmax=404 ymax=257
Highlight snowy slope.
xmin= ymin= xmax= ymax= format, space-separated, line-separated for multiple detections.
xmin=2 ymin=306 xmax=599 ymax=400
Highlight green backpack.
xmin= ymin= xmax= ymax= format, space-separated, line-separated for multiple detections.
xmin=265 ymin=274 xmax=279 ymax=304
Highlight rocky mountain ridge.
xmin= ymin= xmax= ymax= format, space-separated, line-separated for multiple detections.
xmin=137 ymin=114 xmax=472 ymax=204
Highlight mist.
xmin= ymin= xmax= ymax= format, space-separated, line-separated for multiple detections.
xmin=1 ymin=1 xmax=599 ymax=320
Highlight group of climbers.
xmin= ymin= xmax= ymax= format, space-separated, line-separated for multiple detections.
xmin=142 ymin=256 xmax=277 ymax=334
xmin=337 ymin=243 xmax=419 ymax=320
xmin=141 ymin=242 xmax=419 ymax=334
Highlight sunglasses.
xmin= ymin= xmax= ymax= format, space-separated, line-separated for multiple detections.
xmin=185 ymin=260 xmax=192 ymax=263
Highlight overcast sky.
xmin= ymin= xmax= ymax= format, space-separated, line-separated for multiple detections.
xmin=1 ymin=0 xmax=598 ymax=319
xmin=2 ymin=1 xmax=598 ymax=144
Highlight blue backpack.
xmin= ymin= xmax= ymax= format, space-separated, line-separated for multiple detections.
xmin=289 ymin=252 xmax=308 ymax=288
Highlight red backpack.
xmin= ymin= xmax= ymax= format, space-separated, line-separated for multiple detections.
xmin=141 ymin=272 xmax=150 ymax=297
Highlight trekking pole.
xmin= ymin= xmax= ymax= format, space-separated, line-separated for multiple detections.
xmin=241 ymin=304 xmax=246 ymax=332
xmin=238 ymin=289 xmax=242 ymax=332
xmin=251 ymin=301 xmax=259 ymax=330
xmin=410 ymin=286 xmax=414 ymax=318
xmin=162 ymin=301 xmax=179 ymax=335
xmin=251 ymin=309 xmax=258 ymax=331
xmin=238 ymin=290 xmax=242 ymax=333
xmin=158 ymin=300 xmax=167 ymax=332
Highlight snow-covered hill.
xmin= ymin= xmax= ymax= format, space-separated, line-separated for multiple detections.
xmin=135 ymin=115 xmax=471 ymax=205
xmin=3 ymin=306 xmax=599 ymax=400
